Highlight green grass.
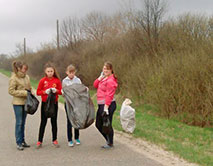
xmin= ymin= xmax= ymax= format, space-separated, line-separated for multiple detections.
xmin=0 ymin=69 xmax=11 ymax=77
xmin=112 ymin=104 xmax=213 ymax=166
xmin=1 ymin=69 xmax=213 ymax=166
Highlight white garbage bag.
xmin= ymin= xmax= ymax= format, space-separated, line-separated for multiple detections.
xmin=120 ymin=98 xmax=136 ymax=133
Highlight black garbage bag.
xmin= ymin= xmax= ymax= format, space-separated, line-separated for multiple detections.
xmin=24 ymin=90 xmax=39 ymax=115
xmin=63 ymin=84 xmax=95 ymax=129
xmin=102 ymin=113 xmax=112 ymax=135
xmin=45 ymin=89 xmax=56 ymax=118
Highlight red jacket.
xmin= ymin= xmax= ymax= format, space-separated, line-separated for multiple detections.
xmin=93 ymin=74 xmax=118 ymax=106
xmin=37 ymin=77 xmax=62 ymax=102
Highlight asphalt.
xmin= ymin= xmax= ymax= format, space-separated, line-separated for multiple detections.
xmin=0 ymin=73 xmax=163 ymax=166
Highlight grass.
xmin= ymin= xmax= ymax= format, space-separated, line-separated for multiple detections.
xmin=1 ymin=68 xmax=213 ymax=166
xmin=0 ymin=69 xmax=11 ymax=77
xmin=112 ymin=104 xmax=213 ymax=166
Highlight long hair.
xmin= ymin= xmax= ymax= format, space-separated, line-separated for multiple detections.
xmin=44 ymin=63 xmax=60 ymax=79
xmin=12 ymin=61 xmax=28 ymax=74
xmin=104 ymin=61 xmax=117 ymax=79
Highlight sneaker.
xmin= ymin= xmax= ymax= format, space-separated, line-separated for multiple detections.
xmin=17 ymin=144 xmax=24 ymax=151
xmin=22 ymin=141 xmax=30 ymax=148
xmin=101 ymin=144 xmax=113 ymax=149
xmin=75 ymin=139 xmax=81 ymax=145
xmin=36 ymin=141 xmax=42 ymax=149
xmin=53 ymin=140 xmax=60 ymax=148
xmin=68 ymin=141 xmax=74 ymax=147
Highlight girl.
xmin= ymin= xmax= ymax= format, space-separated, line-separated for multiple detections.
xmin=8 ymin=61 xmax=31 ymax=151
xmin=93 ymin=62 xmax=118 ymax=149
xmin=62 ymin=64 xmax=82 ymax=147
xmin=36 ymin=63 xmax=62 ymax=148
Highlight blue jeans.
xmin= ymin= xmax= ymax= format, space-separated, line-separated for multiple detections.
xmin=64 ymin=104 xmax=79 ymax=142
xmin=13 ymin=105 xmax=27 ymax=145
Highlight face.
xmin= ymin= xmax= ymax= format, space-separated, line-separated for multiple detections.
xmin=103 ymin=65 xmax=112 ymax=77
xmin=66 ymin=71 xmax=75 ymax=79
xmin=45 ymin=67 xmax=54 ymax=78
xmin=19 ymin=65 xmax=28 ymax=74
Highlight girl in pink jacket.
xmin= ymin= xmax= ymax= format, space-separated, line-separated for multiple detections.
xmin=93 ymin=62 xmax=118 ymax=149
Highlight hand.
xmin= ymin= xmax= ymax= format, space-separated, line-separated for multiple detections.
xmin=104 ymin=105 xmax=109 ymax=115
xmin=31 ymin=90 xmax=35 ymax=95
xmin=61 ymin=89 xmax=64 ymax=95
xmin=51 ymin=88 xmax=57 ymax=93
xmin=45 ymin=88 xmax=51 ymax=94
xmin=104 ymin=109 xmax=109 ymax=115
xmin=98 ymin=71 xmax=105 ymax=81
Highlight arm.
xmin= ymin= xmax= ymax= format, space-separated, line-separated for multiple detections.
xmin=8 ymin=77 xmax=27 ymax=97
xmin=56 ymin=79 xmax=62 ymax=95
xmin=105 ymin=80 xmax=117 ymax=106
xmin=36 ymin=79 xmax=45 ymax=96
xmin=93 ymin=78 xmax=100 ymax=89
xmin=28 ymin=75 xmax=32 ymax=90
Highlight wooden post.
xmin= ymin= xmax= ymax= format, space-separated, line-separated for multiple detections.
xmin=57 ymin=19 xmax=60 ymax=50
xmin=24 ymin=38 xmax=26 ymax=56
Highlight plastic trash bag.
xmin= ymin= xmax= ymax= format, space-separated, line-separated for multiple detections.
xmin=63 ymin=84 xmax=95 ymax=129
xmin=102 ymin=112 xmax=112 ymax=135
xmin=44 ymin=89 xmax=56 ymax=118
xmin=120 ymin=98 xmax=136 ymax=133
xmin=24 ymin=90 xmax=39 ymax=115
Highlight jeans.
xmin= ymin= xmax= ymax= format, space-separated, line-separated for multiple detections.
xmin=38 ymin=102 xmax=58 ymax=142
xmin=95 ymin=101 xmax=116 ymax=145
xmin=65 ymin=104 xmax=79 ymax=142
xmin=13 ymin=105 xmax=27 ymax=145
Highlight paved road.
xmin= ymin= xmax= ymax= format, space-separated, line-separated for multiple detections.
xmin=0 ymin=73 xmax=163 ymax=166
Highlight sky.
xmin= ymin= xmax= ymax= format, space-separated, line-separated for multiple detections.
xmin=0 ymin=0 xmax=213 ymax=55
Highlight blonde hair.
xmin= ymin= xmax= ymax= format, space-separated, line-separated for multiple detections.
xmin=66 ymin=64 xmax=76 ymax=73
xmin=12 ymin=61 xmax=28 ymax=74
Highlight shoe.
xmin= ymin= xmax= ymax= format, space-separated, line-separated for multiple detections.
xmin=101 ymin=144 xmax=113 ymax=149
xmin=68 ymin=141 xmax=74 ymax=147
xmin=53 ymin=140 xmax=60 ymax=148
xmin=75 ymin=139 xmax=81 ymax=145
xmin=17 ymin=144 xmax=24 ymax=151
xmin=36 ymin=141 xmax=42 ymax=149
xmin=22 ymin=141 xmax=30 ymax=148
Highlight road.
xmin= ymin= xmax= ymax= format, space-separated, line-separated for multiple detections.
xmin=0 ymin=73 xmax=163 ymax=166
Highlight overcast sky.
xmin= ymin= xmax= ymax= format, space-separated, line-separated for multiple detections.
xmin=0 ymin=0 xmax=213 ymax=55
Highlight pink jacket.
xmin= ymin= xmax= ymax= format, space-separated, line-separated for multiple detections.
xmin=93 ymin=74 xmax=118 ymax=106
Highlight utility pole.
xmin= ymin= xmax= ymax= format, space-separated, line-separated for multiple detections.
xmin=24 ymin=38 xmax=26 ymax=56
xmin=56 ymin=19 xmax=60 ymax=50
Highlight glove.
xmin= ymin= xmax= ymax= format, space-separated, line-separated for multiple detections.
xmin=45 ymin=88 xmax=51 ymax=94
xmin=98 ymin=71 xmax=105 ymax=81
xmin=51 ymin=88 xmax=57 ymax=93
xmin=104 ymin=105 xmax=109 ymax=115
xmin=104 ymin=109 xmax=109 ymax=115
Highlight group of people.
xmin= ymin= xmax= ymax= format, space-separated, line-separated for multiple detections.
xmin=8 ymin=61 xmax=118 ymax=151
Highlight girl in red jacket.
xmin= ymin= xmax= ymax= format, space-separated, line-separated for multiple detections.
xmin=93 ymin=62 xmax=118 ymax=149
xmin=36 ymin=63 xmax=62 ymax=148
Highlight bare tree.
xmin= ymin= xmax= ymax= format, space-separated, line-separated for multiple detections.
xmin=60 ymin=16 xmax=82 ymax=48
xmin=12 ymin=42 xmax=33 ymax=58
xmin=81 ymin=11 xmax=109 ymax=42
xmin=136 ymin=0 xmax=168 ymax=53
xmin=178 ymin=13 xmax=210 ymax=41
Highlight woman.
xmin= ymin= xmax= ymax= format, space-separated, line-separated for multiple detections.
xmin=8 ymin=61 xmax=31 ymax=151
xmin=93 ymin=62 xmax=118 ymax=149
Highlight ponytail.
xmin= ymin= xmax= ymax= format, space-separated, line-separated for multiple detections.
xmin=104 ymin=61 xmax=117 ymax=80
xmin=12 ymin=61 xmax=28 ymax=74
